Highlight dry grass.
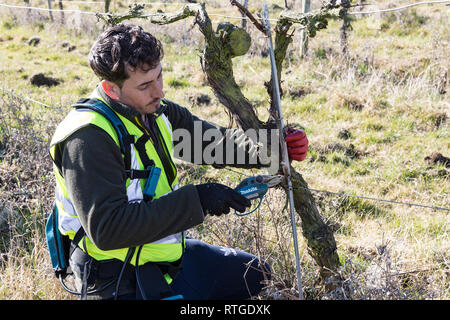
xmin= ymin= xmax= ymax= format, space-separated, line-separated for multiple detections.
xmin=0 ymin=0 xmax=448 ymax=300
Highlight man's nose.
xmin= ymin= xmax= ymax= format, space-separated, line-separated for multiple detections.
xmin=152 ymin=82 xmax=164 ymax=99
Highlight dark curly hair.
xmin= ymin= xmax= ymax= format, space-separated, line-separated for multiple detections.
xmin=88 ymin=23 xmax=164 ymax=87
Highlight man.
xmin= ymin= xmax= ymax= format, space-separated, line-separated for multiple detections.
xmin=49 ymin=23 xmax=308 ymax=300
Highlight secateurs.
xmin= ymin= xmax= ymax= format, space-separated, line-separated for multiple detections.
xmin=234 ymin=175 xmax=284 ymax=216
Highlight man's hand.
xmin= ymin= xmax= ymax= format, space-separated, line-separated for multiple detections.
xmin=284 ymin=127 xmax=309 ymax=162
xmin=195 ymin=183 xmax=251 ymax=216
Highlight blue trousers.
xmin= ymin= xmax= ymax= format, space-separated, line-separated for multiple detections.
xmin=170 ymin=239 xmax=271 ymax=300
xmin=117 ymin=239 xmax=271 ymax=300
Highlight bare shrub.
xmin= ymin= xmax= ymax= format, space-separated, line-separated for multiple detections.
xmin=0 ymin=93 xmax=66 ymax=298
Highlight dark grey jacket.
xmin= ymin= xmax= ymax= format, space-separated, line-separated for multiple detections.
xmin=58 ymin=85 xmax=267 ymax=251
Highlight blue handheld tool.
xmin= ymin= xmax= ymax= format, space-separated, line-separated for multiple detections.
xmin=234 ymin=175 xmax=269 ymax=216
xmin=143 ymin=166 xmax=161 ymax=200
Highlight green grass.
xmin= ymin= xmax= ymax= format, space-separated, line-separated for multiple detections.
xmin=0 ymin=0 xmax=449 ymax=300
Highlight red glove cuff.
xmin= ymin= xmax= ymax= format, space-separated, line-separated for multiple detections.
xmin=284 ymin=128 xmax=309 ymax=162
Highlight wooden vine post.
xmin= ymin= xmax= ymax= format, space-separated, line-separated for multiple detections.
xmin=300 ymin=0 xmax=310 ymax=58
xmin=47 ymin=0 xmax=54 ymax=22
xmin=105 ymin=0 xmax=112 ymax=13
xmin=339 ymin=0 xmax=352 ymax=58
xmin=98 ymin=1 xmax=348 ymax=289
xmin=58 ymin=0 xmax=65 ymax=25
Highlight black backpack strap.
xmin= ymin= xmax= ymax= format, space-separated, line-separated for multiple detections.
xmin=72 ymin=98 xmax=134 ymax=171
xmin=129 ymin=131 xmax=160 ymax=202
xmin=134 ymin=134 xmax=156 ymax=169
xmin=135 ymin=245 xmax=177 ymax=300
xmin=72 ymin=99 xmax=158 ymax=182
xmin=69 ymin=227 xmax=86 ymax=259
xmin=136 ymin=262 xmax=175 ymax=300
xmin=121 ymin=134 xmax=135 ymax=173
xmin=125 ymin=169 xmax=151 ymax=180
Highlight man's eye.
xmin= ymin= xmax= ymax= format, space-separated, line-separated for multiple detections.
xmin=140 ymin=85 xmax=149 ymax=90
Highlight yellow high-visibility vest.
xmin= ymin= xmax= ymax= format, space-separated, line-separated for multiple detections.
xmin=49 ymin=96 xmax=183 ymax=268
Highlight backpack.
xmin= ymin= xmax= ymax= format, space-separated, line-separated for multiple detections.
xmin=45 ymin=204 xmax=70 ymax=278
xmin=45 ymin=99 xmax=138 ymax=294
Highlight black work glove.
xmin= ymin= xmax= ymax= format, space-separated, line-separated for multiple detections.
xmin=195 ymin=183 xmax=251 ymax=216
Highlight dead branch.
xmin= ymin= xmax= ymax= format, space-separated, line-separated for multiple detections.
xmin=229 ymin=0 xmax=267 ymax=34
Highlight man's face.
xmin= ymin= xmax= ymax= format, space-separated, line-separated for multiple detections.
xmin=115 ymin=62 xmax=164 ymax=115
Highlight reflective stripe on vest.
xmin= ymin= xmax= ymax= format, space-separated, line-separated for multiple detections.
xmin=49 ymin=99 xmax=182 ymax=265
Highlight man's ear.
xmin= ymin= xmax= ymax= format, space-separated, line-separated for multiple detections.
xmin=101 ymin=80 xmax=120 ymax=100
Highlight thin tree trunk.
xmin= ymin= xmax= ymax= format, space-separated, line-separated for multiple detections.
xmin=47 ymin=0 xmax=54 ymax=22
xmin=58 ymin=0 xmax=65 ymax=25
xmin=240 ymin=0 xmax=248 ymax=29
xmin=339 ymin=0 xmax=352 ymax=58
xmin=105 ymin=0 xmax=111 ymax=13
xmin=300 ymin=0 xmax=310 ymax=58
xmin=23 ymin=0 xmax=32 ymax=22
xmin=265 ymin=6 xmax=343 ymax=281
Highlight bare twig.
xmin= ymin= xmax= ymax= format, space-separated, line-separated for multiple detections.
xmin=97 ymin=3 xmax=203 ymax=26
xmin=229 ymin=0 xmax=267 ymax=34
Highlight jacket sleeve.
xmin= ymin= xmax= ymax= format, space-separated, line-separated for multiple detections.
xmin=163 ymin=100 xmax=270 ymax=169
xmin=61 ymin=125 xmax=205 ymax=251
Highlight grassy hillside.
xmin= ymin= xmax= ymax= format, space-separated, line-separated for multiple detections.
xmin=0 ymin=0 xmax=448 ymax=299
